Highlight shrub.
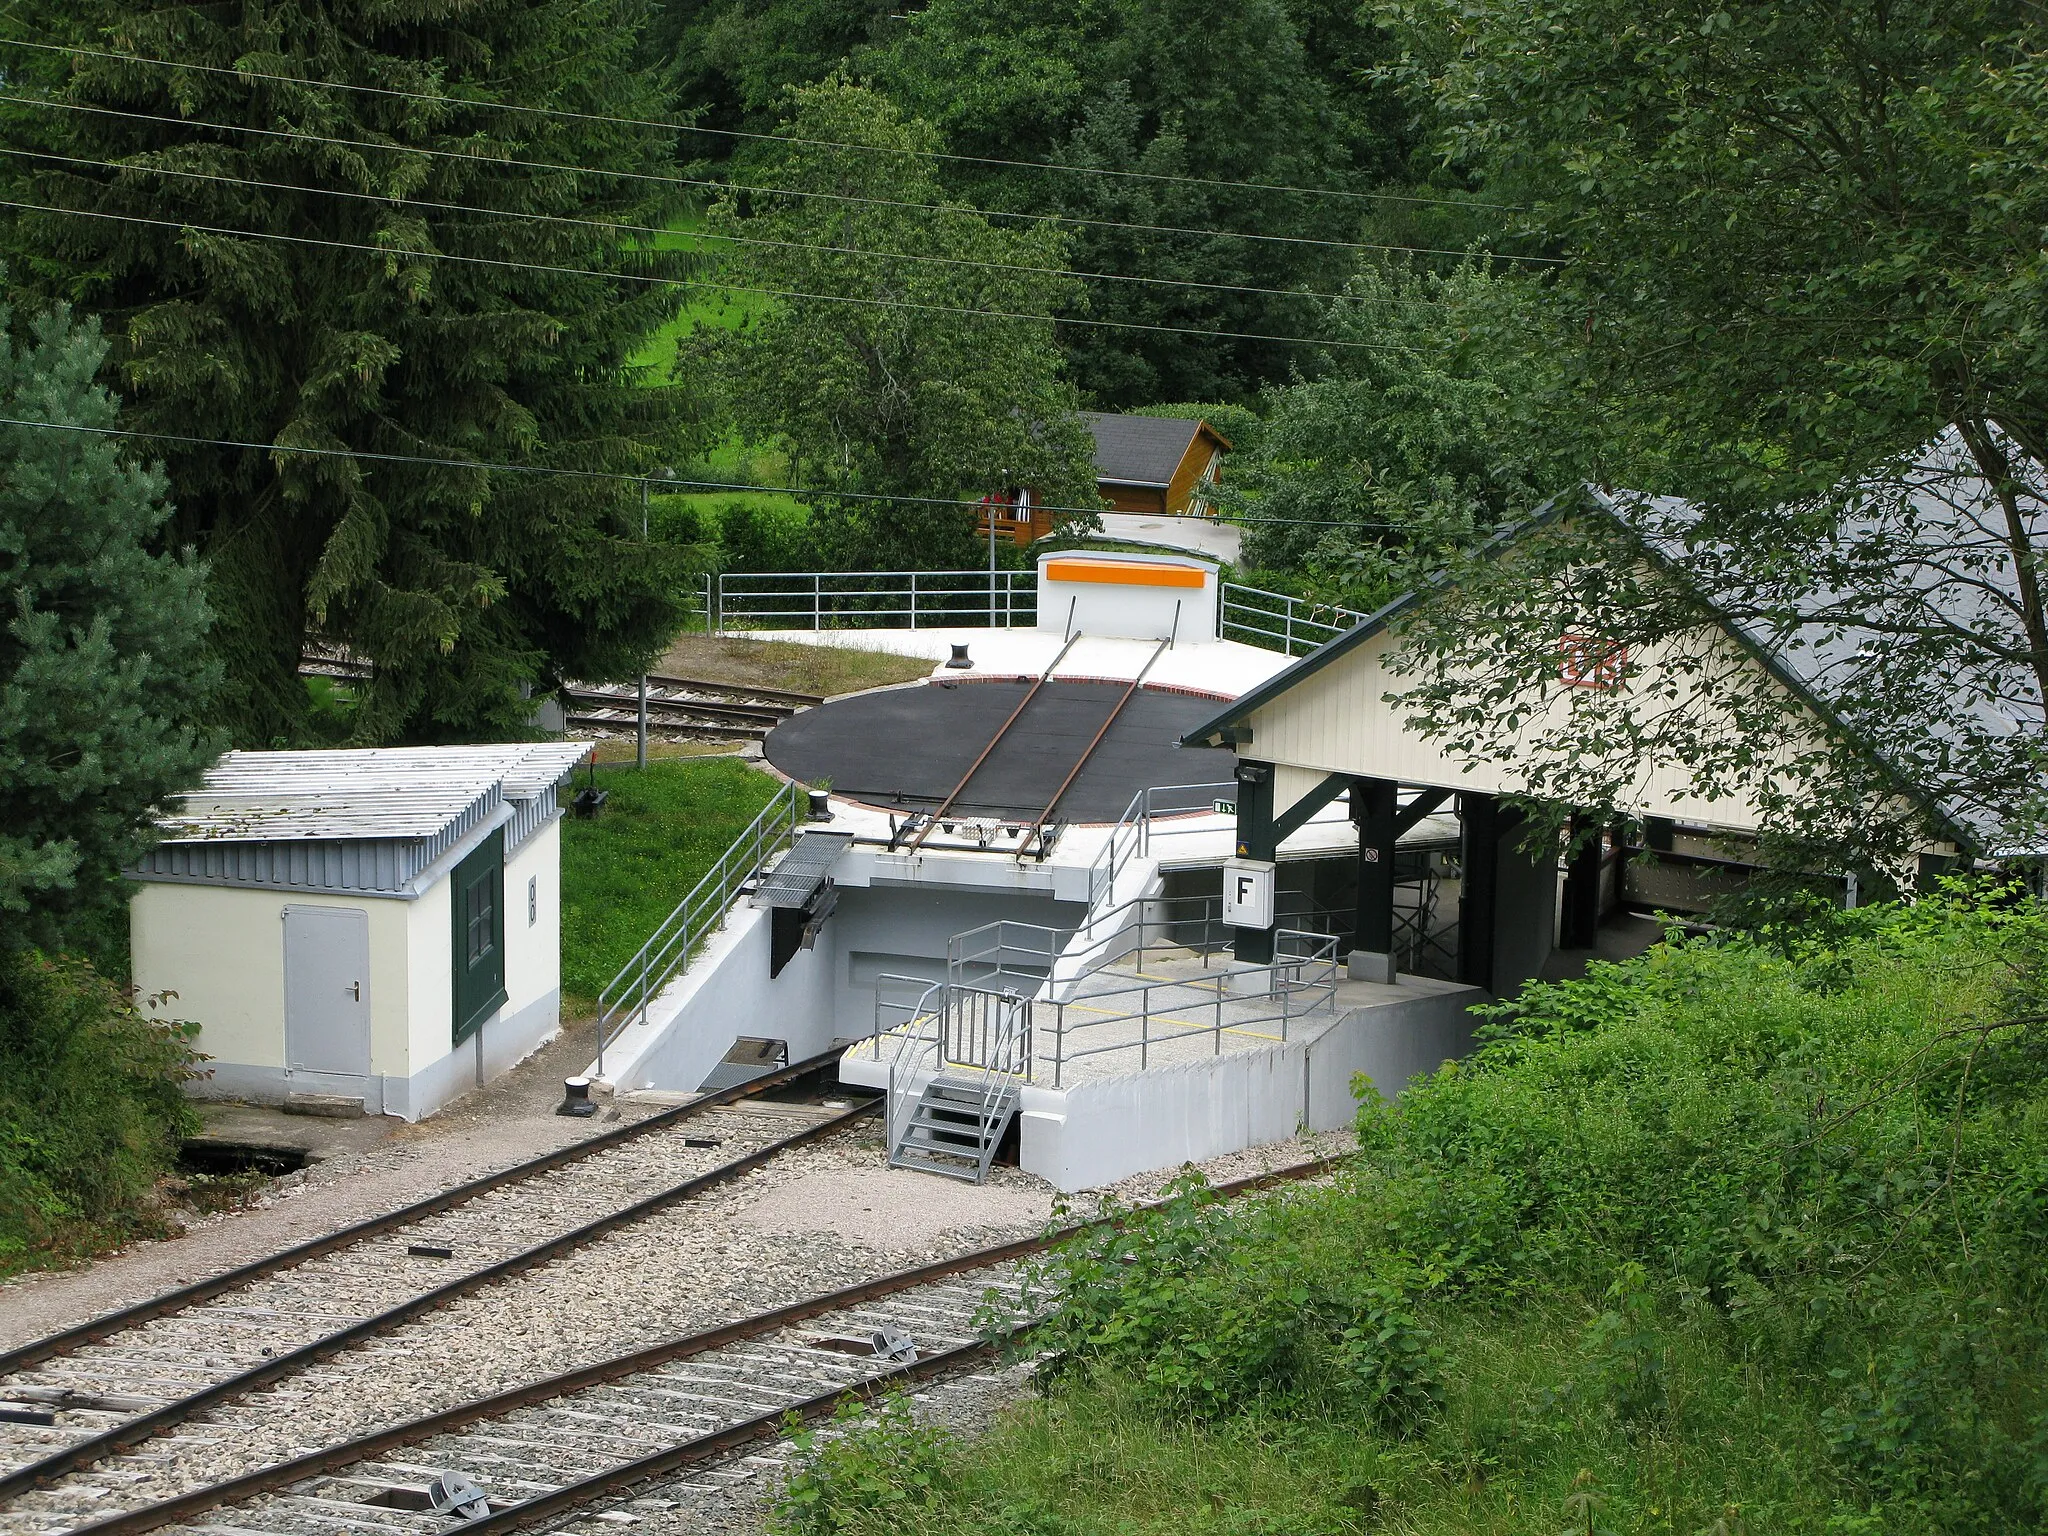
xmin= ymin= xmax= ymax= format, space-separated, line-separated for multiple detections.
xmin=770 ymin=1396 xmax=959 ymax=1536
xmin=0 ymin=948 xmax=201 ymax=1273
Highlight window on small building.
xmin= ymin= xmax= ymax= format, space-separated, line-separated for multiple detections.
xmin=451 ymin=828 xmax=507 ymax=1044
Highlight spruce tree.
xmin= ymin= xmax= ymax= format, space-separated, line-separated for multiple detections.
xmin=3 ymin=2 xmax=697 ymax=744
xmin=0 ymin=299 xmax=222 ymax=953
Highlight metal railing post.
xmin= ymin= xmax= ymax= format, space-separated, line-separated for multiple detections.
xmin=909 ymin=570 xmax=918 ymax=631
xmin=813 ymin=574 xmax=822 ymax=632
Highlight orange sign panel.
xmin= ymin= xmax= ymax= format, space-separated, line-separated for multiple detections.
xmin=1043 ymin=559 xmax=1207 ymax=590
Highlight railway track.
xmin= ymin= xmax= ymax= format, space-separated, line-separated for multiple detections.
xmin=0 ymin=1056 xmax=876 ymax=1529
xmin=297 ymin=654 xmax=822 ymax=745
xmin=12 ymin=1162 xmax=1332 ymax=1536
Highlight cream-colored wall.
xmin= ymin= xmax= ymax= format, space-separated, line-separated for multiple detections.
xmin=1247 ymin=625 xmax=1808 ymax=831
xmin=131 ymin=882 xmax=411 ymax=1076
xmin=405 ymin=873 xmax=456 ymax=1074
xmin=505 ymin=818 xmax=561 ymax=1012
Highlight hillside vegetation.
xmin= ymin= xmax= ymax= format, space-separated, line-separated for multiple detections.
xmin=774 ymin=891 xmax=2048 ymax=1535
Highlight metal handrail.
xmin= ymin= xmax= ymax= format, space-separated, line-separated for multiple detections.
xmin=1042 ymin=930 xmax=1340 ymax=1087
xmin=709 ymin=570 xmax=1368 ymax=655
xmin=592 ymin=780 xmax=805 ymax=1079
xmin=712 ymin=570 xmax=1038 ymax=634
xmin=1219 ymin=582 xmax=1368 ymax=657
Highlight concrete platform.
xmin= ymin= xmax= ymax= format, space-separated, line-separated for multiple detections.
xmin=840 ymin=970 xmax=1484 ymax=1190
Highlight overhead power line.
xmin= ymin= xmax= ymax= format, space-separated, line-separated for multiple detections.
xmin=0 ymin=412 xmax=1441 ymax=531
xmin=0 ymin=37 xmax=1528 ymax=215
xmin=4 ymin=93 xmax=1568 ymax=266
xmin=0 ymin=145 xmax=1469 ymax=310
xmin=1 ymin=196 xmax=1445 ymax=353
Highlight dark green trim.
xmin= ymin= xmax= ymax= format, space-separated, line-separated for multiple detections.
xmin=452 ymin=826 xmax=507 ymax=1046
xmin=1394 ymin=788 xmax=1452 ymax=837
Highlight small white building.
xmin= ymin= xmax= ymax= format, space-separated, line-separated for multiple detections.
xmin=130 ymin=743 xmax=592 ymax=1119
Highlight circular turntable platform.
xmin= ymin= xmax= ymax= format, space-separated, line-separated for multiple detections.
xmin=763 ymin=679 xmax=1236 ymax=823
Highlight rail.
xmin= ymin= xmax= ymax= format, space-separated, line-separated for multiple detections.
xmin=710 ymin=570 xmax=1037 ymax=632
xmin=593 ymin=780 xmax=807 ymax=1077
xmin=1219 ymin=582 xmax=1370 ymax=656
xmin=1041 ymin=929 xmax=1340 ymax=1087
xmin=706 ymin=570 xmax=1371 ymax=657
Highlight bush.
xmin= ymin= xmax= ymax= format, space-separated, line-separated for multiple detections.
xmin=936 ymin=891 xmax=2048 ymax=1533
xmin=771 ymin=1396 xmax=959 ymax=1536
xmin=0 ymin=948 xmax=201 ymax=1273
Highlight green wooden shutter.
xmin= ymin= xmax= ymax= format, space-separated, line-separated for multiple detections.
xmin=451 ymin=827 xmax=507 ymax=1044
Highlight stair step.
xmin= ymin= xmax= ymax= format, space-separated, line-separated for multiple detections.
xmin=890 ymin=1149 xmax=981 ymax=1180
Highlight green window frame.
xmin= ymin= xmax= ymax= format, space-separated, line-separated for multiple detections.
xmin=451 ymin=827 xmax=507 ymax=1044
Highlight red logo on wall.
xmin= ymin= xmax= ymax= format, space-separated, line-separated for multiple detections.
xmin=1559 ymin=632 xmax=1627 ymax=690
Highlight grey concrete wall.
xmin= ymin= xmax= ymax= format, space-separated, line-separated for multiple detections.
xmin=1018 ymin=975 xmax=1486 ymax=1190
xmin=620 ymin=905 xmax=836 ymax=1094
xmin=828 ymin=884 xmax=1086 ymax=1039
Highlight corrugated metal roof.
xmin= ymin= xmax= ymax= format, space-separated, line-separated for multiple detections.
xmin=133 ymin=742 xmax=591 ymax=894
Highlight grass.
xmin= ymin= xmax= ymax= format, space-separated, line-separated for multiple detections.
xmin=902 ymin=1308 xmax=1839 ymax=1536
xmin=558 ymin=758 xmax=782 ymax=1006
xmin=631 ymin=210 xmax=774 ymax=378
xmin=656 ymin=633 xmax=934 ymax=697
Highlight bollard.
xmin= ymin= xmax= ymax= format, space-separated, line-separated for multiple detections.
xmin=556 ymin=1076 xmax=598 ymax=1117
xmin=945 ymin=642 xmax=972 ymax=669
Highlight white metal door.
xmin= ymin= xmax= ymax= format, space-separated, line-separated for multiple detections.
xmin=283 ymin=906 xmax=371 ymax=1080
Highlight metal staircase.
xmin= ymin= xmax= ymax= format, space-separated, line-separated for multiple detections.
xmin=885 ymin=985 xmax=1031 ymax=1183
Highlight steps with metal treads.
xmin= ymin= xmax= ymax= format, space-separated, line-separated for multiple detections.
xmin=890 ymin=1078 xmax=1019 ymax=1182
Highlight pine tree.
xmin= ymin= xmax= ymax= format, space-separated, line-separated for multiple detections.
xmin=3 ymin=2 xmax=698 ymax=744
xmin=0 ymin=299 xmax=222 ymax=953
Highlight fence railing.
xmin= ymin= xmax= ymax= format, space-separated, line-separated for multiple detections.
xmin=1041 ymin=928 xmax=1340 ymax=1086
xmin=1219 ymin=583 xmax=1371 ymax=657
xmin=593 ymin=780 xmax=806 ymax=1078
xmin=709 ymin=570 xmax=1037 ymax=633
xmin=704 ymin=569 xmax=1371 ymax=656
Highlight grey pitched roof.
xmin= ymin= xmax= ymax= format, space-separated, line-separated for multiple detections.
xmin=1083 ymin=412 xmax=1208 ymax=488
xmin=131 ymin=743 xmax=593 ymax=894
xmin=1182 ymin=434 xmax=2048 ymax=854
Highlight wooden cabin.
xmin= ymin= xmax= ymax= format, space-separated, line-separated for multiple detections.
xmin=978 ymin=412 xmax=1232 ymax=546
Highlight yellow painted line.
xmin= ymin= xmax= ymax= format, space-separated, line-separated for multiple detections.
xmin=1043 ymin=557 xmax=1207 ymax=590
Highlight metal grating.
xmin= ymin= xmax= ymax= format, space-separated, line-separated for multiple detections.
xmin=751 ymin=831 xmax=854 ymax=908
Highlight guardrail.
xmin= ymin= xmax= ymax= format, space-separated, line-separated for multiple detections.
xmin=709 ymin=570 xmax=1037 ymax=633
xmin=1219 ymin=582 xmax=1370 ymax=657
xmin=1041 ymin=928 xmax=1340 ymax=1087
xmin=593 ymin=780 xmax=806 ymax=1079
xmin=704 ymin=570 xmax=1370 ymax=656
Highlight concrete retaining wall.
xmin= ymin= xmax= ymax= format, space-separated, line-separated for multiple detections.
xmin=1016 ymin=974 xmax=1484 ymax=1190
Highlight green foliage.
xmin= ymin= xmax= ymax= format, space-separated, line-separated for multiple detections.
xmin=0 ymin=298 xmax=221 ymax=954
xmin=3 ymin=0 xmax=701 ymax=745
xmin=1227 ymin=260 xmax=1589 ymax=609
xmin=863 ymin=0 xmax=1415 ymax=405
xmin=698 ymin=78 xmax=1099 ymax=569
xmin=770 ymin=1396 xmax=959 ymax=1536
xmin=1009 ymin=1173 xmax=1442 ymax=1426
xmin=801 ymin=893 xmax=2048 ymax=1534
xmin=557 ymin=759 xmax=781 ymax=1002
xmin=0 ymin=948 xmax=200 ymax=1276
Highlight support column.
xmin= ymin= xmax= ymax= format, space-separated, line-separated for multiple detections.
xmin=1559 ymin=815 xmax=1604 ymax=950
xmin=1457 ymin=792 xmax=1500 ymax=992
xmin=1350 ymin=777 xmax=1398 ymax=982
xmin=1232 ymin=761 xmax=1276 ymax=965
xmin=1643 ymin=816 xmax=1675 ymax=853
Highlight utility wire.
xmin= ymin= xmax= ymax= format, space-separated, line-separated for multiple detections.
xmin=0 ymin=37 xmax=1528 ymax=214
xmin=0 ymin=145 xmax=1475 ymax=310
xmin=1 ymin=195 xmax=1442 ymax=353
xmin=0 ymin=412 xmax=1437 ymax=531
xmin=3 ymin=93 xmax=1568 ymax=265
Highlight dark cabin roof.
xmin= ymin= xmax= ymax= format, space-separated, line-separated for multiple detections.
xmin=1083 ymin=413 xmax=1219 ymax=488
